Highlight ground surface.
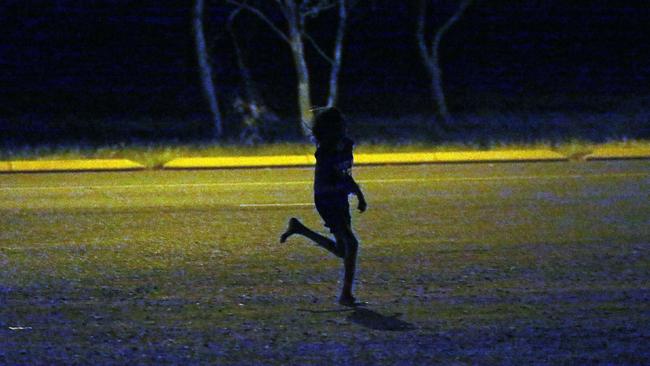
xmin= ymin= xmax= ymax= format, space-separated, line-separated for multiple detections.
xmin=1 ymin=161 xmax=649 ymax=365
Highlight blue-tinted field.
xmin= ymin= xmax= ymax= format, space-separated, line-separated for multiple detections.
xmin=1 ymin=162 xmax=649 ymax=364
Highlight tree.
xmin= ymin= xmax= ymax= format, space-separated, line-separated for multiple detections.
xmin=226 ymin=0 xmax=349 ymax=136
xmin=326 ymin=0 xmax=347 ymax=107
xmin=228 ymin=7 xmax=283 ymax=143
xmin=193 ymin=0 xmax=223 ymax=138
xmin=228 ymin=8 xmax=262 ymax=116
xmin=416 ymin=0 xmax=473 ymax=127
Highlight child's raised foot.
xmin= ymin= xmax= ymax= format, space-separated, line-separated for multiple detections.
xmin=280 ymin=217 xmax=302 ymax=243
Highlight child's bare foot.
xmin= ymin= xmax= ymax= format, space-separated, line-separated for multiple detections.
xmin=280 ymin=217 xmax=302 ymax=243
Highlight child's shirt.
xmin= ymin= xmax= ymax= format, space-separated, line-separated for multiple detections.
xmin=314 ymin=137 xmax=356 ymax=196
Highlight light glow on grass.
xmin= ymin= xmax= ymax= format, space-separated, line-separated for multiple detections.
xmin=239 ymin=203 xmax=313 ymax=207
xmin=0 ymin=159 xmax=144 ymax=172
xmin=2 ymin=140 xmax=649 ymax=168
xmin=354 ymin=150 xmax=567 ymax=164
xmin=586 ymin=146 xmax=650 ymax=160
xmin=163 ymin=150 xmax=567 ymax=170
xmin=164 ymin=155 xmax=315 ymax=169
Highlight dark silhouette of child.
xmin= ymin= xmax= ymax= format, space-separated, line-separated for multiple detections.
xmin=280 ymin=107 xmax=367 ymax=307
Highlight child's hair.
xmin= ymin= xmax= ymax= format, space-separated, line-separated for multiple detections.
xmin=311 ymin=107 xmax=345 ymax=145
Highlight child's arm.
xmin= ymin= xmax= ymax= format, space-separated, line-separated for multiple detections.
xmin=338 ymin=171 xmax=367 ymax=213
xmin=352 ymin=179 xmax=367 ymax=213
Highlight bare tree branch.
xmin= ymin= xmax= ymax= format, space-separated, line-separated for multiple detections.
xmin=226 ymin=0 xmax=291 ymax=44
xmin=227 ymin=6 xmax=243 ymax=29
xmin=226 ymin=0 xmax=349 ymax=134
xmin=431 ymin=0 xmax=473 ymax=51
xmin=416 ymin=0 xmax=430 ymax=59
xmin=416 ymin=0 xmax=475 ymax=125
xmin=273 ymin=0 xmax=291 ymax=22
xmin=302 ymin=31 xmax=335 ymax=65
xmin=301 ymin=0 xmax=337 ymax=19
xmin=283 ymin=0 xmax=301 ymax=30
xmin=348 ymin=0 xmax=360 ymax=9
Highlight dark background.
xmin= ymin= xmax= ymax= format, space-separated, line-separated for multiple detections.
xmin=1 ymin=0 xmax=649 ymax=144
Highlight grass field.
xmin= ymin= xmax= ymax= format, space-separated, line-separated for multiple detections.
xmin=1 ymin=161 xmax=649 ymax=364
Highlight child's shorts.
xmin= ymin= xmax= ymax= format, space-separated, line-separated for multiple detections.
xmin=315 ymin=192 xmax=351 ymax=234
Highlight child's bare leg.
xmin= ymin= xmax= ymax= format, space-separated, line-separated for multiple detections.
xmin=280 ymin=218 xmax=343 ymax=258
xmin=335 ymin=228 xmax=359 ymax=305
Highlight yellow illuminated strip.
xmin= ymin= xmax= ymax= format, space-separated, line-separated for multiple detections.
xmin=355 ymin=150 xmax=567 ymax=164
xmin=164 ymin=150 xmax=566 ymax=169
xmin=0 ymin=159 xmax=144 ymax=172
xmin=164 ymin=155 xmax=316 ymax=169
xmin=586 ymin=147 xmax=650 ymax=160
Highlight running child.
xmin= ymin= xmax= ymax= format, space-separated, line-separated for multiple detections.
xmin=280 ymin=107 xmax=367 ymax=307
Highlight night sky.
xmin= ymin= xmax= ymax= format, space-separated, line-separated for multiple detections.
xmin=1 ymin=0 xmax=649 ymax=141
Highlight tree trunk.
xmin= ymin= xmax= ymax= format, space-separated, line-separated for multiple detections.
xmin=327 ymin=0 xmax=347 ymax=108
xmin=228 ymin=9 xmax=262 ymax=119
xmin=416 ymin=0 xmax=473 ymax=128
xmin=193 ymin=0 xmax=223 ymax=138
xmin=290 ymin=31 xmax=313 ymax=136
xmin=429 ymin=39 xmax=451 ymax=126
xmin=277 ymin=0 xmax=313 ymax=136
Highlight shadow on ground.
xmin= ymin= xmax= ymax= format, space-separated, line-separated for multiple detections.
xmin=347 ymin=308 xmax=415 ymax=331
xmin=298 ymin=306 xmax=415 ymax=331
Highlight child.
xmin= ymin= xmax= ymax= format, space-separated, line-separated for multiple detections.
xmin=280 ymin=107 xmax=367 ymax=307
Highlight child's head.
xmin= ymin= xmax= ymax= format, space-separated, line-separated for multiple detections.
xmin=311 ymin=107 xmax=346 ymax=146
